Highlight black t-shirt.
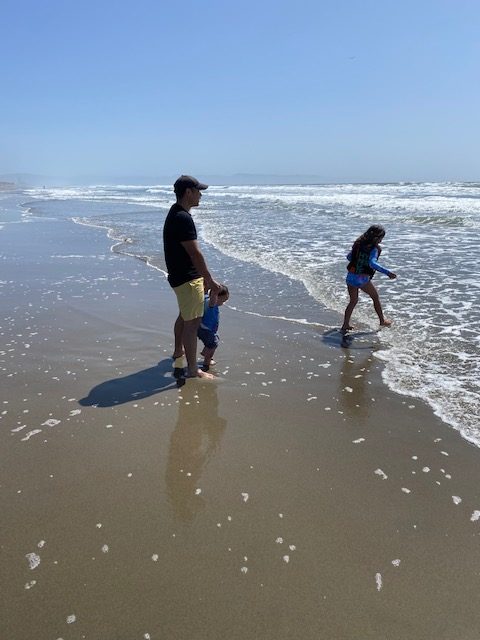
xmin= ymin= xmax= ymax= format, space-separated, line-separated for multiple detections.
xmin=163 ymin=203 xmax=200 ymax=287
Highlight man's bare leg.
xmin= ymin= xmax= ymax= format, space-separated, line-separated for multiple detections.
xmin=183 ymin=318 xmax=215 ymax=379
xmin=173 ymin=314 xmax=185 ymax=359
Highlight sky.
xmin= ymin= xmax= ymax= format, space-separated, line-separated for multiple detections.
xmin=1 ymin=0 xmax=479 ymax=183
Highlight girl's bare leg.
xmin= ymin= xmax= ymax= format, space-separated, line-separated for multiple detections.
xmin=361 ymin=281 xmax=392 ymax=326
xmin=341 ymin=285 xmax=359 ymax=333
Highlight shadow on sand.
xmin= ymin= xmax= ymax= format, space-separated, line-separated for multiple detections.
xmin=322 ymin=328 xmax=380 ymax=350
xmin=79 ymin=358 xmax=177 ymax=407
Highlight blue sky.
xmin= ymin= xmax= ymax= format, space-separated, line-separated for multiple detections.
xmin=1 ymin=0 xmax=479 ymax=182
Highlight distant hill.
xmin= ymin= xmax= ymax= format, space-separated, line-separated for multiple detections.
xmin=0 ymin=181 xmax=16 ymax=191
xmin=0 ymin=173 xmax=60 ymax=187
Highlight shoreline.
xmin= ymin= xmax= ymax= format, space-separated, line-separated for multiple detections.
xmin=17 ymin=185 xmax=480 ymax=446
xmin=2 ymin=192 xmax=480 ymax=638
xmin=66 ymin=198 xmax=478 ymax=448
xmin=9 ymin=187 xmax=480 ymax=450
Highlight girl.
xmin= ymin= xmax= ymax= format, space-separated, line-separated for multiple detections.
xmin=341 ymin=225 xmax=397 ymax=334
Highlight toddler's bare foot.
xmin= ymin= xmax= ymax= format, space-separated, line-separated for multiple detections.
xmin=380 ymin=319 xmax=393 ymax=327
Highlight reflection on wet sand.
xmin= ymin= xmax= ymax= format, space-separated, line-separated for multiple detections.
xmin=165 ymin=383 xmax=227 ymax=522
xmin=338 ymin=351 xmax=375 ymax=420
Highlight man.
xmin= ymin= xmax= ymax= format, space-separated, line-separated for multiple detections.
xmin=163 ymin=175 xmax=220 ymax=379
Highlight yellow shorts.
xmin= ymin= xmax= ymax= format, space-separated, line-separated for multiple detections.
xmin=173 ymin=277 xmax=204 ymax=321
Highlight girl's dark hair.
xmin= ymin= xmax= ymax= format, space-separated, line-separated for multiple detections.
xmin=356 ymin=224 xmax=386 ymax=248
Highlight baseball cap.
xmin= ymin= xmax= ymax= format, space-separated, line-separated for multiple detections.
xmin=173 ymin=175 xmax=208 ymax=194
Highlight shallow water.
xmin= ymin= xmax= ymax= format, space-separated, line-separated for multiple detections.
xmin=19 ymin=183 xmax=480 ymax=445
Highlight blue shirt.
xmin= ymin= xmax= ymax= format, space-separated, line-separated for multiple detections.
xmin=200 ymin=295 xmax=220 ymax=333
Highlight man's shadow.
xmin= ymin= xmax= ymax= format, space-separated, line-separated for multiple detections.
xmin=79 ymin=358 xmax=177 ymax=407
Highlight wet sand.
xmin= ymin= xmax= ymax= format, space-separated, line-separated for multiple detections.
xmin=2 ymin=205 xmax=480 ymax=639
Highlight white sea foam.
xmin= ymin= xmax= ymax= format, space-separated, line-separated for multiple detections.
xmin=25 ymin=552 xmax=41 ymax=570
xmin=42 ymin=418 xmax=61 ymax=427
xmin=21 ymin=429 xmax=42 ymax=442
xmin=199 ymin=185 xmax=480 ymax=444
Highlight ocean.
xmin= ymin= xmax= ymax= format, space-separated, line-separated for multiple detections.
xmin=14 ymin=182 xmax=480 ymax=446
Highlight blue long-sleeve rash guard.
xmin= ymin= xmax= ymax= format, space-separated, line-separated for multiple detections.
xmin=347 ymin=247 xmax=391 ymax=276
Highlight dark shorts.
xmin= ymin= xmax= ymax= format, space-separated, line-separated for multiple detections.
xmin=198 ymin=326 xmax=219 ymax=350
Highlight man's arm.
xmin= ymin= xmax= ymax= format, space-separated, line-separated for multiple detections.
xmin=181 ymin=239 xmax=221 ymax=292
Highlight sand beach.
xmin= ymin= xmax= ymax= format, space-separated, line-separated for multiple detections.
xmin=2 ymin=193 xmax=480 ymax=639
